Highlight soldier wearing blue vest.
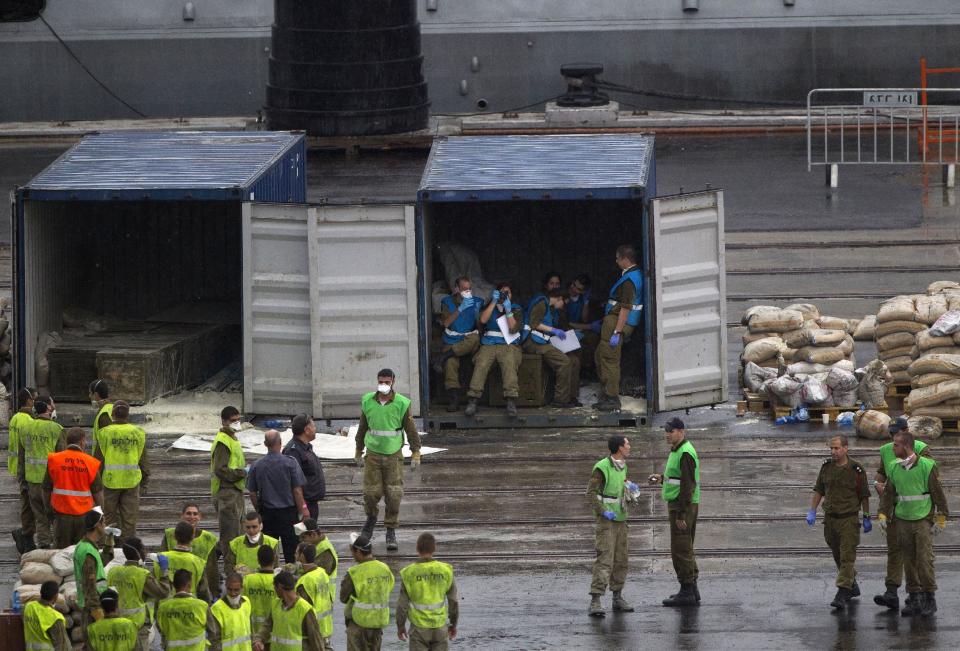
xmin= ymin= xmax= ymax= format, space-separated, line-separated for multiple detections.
xmin=586 ymin=434 xmax=638 ymax=617
xmin=356 ymin=369 xmax=423 ymax=551
xmin=649 ymin=418 xmax=701 ymax=607
xmin=564 ymin=274 xmax=599 ymax=384
xmin=464 ymin=282 xmax=524 ymax=417
xmin=878 ymin=429 xmax=949 ymax=617
xmin=524 ymin=287 xmax=579 ymax=407
xmin=433 ymin=276 xmax=482 ymax=412
xmin=595 ymin=245 xmax=644 ymax=412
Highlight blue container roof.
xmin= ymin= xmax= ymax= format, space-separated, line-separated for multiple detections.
xmin=419 ymin=134 xmax=654 ymax=201
xmin=21 ymin=131 xmax=305 ymax=201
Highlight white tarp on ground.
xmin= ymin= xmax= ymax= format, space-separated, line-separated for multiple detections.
xmin=170 ymin=425 xmax=445 ymax=459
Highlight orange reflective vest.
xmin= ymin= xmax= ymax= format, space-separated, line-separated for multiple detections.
xmin=48 ymin=447 xmax=101 ymax=515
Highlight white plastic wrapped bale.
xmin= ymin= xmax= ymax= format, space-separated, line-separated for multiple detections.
xmin=800 ymin=377 xmax=831 ymax=405
xmin=855 ymin=359 xmax=892 ymax=409
xmin=826 ymin=367 xmax=859 ymax=407
xmin=743 ymin=361 xmax=778 ymax=393
xmin=766 ymin=375 xmax=803 ymax=408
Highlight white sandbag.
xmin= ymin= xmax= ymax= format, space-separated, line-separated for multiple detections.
xmin=856 ymin=359 xmax=892 ymax=408
xmin=795 ymin=346 xmax=845 ymax=365
xmin=910 ymin=405 xmax=960 ymax=419
xmin=825 ymin=367 xmax=858 ymax=392
xmin=906 ymin=378 xmax=960 ymax=409
xmin=807 ymin=329 xmax=848 ymax=346
xmin=930 ymin=310 xmax=960 ymax=337
xmin=21 ymin=562 xmax=62 ymax=585
xmin=883 ymin=355 xmax=913 ymax=373
xmin=927 ymin=281 xmax=960 ymax=295
xmin=855 ymin=410 xmax=891 ymax=440
xmin=741 ymin=305 xmax=780 ymax=327
xmin=916 ymin=329 xmax=954 ymax=352
xmin=766 ymin=375 xmax=803 ymax=408
xmin=915 ymin=294 xmax=950 ymax=325
xmin=787 ymin=360 xmax=854 ymax=376
xmin=880 ymin=345 xmax=915 ymax=360
xmin=781 ymin=329 xmax=809 ymax=349
xmin=832 ymin=390 xmax=857 ymax=407
xmin=801 ymin=377 xmax=831 ymax=405
xmin=742 ymin=331 xmax=780 ymax=345
xmin=877 ymin=331 xmax=917 ymax=352
xmin=912 ymin=373 xmax=957 ymax=389
xmin=908 ymin=415 xmax=943 ymax=439
xmin=50 ymin=546 xmax=76 ymax=577
xmin=877 ymin=296 xmax=918 ymax=323
xmin=741 ymin=337 xmax=785 ymax=363
xmin=852 ymin=315 xmax=877 ymax=341
xmin=875 ymin=320 xmax=927 ymax=338
xmin=920 ymin=346 xmax=960 ymax=358
xmin=16 ymin=583 xmax=43 ymax=604
xmin=20 ymin=548 xmax=58 ymax=566
xmin=816 ymin=316 xmax=850 ymax=332
xmin=907 ymin=354 xmax=960 ymax=377
xmin=748 ymin=309 xmax=804 ymax=334
xmin=785 ymin=303 xmax=821 ymax=321
xmin=743 ymin=361 xmax=778 ymax=392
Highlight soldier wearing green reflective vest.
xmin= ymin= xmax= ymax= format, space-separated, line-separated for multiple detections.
xmin=154 ymin=522 xmax=212 ymax=602
xmin=9 ymin=386 xmax=38 ymax=554
xmin=397 ymin=532 xmax=459 ymax=651
xmin=586 ymin=434 xmax=637 ymax=617
xmin=75 ymin=508 xmax=117 ymax=646
xmin=18 ymin=397 xmax=65 ymax=548
xmin=21 ymin=580 xmax=71 ymax=651
xmin=109 ymin=537 xmax=172 ymax=651
xmin=878 ymin=429 xmax=949 ymax=618
xmin=873 ymin=417 xmax=932 ymax=612
xmin=213 ymin=406 xmax=249 ymax=576
xmin=297 ymin=518 xmax=338 ymax=587
xmin=649 ymin=417 xmax=700 ymax=607
xmin=161 ymin=502 xmax=220 ymax=600
xmin=94 ymin=401 xmax=149 ymax=539
xmin=227 ymin=512 xmax=280 ymax=576
xmin=341 ymin=534 xmax=395 ymax=651
xmin=207 ymin=573 xmax=253 ymax=651
xmin=355 ymin=368 xmax=422 ymax=551
xmin=294 ymin=543 xmax=334 ymax=650
xmin=157 ymin=569 xmax=209 ymax=651
xmin=89 ymin=379 xmax=114 ymax=456
xmin=243 ymin=544 xmax=278 ymax=634
xmin=253 ymin=570 xmax=325 ymax=651
xmin=86 ymin=588 xmax=139 ymax=651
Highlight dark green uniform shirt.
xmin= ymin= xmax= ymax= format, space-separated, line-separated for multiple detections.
xmin=814 ymin=458 xmax=869 ymax=515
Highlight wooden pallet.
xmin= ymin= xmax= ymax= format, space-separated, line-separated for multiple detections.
xmin=737 ymin=391 xmax=770 ymax=416
xmin=772 ymin=405 xmax=889 ymax=420
xmin=885 ymin=383 xmax=911 ymax=412
xmin=940 ymin=419 xmax=960 ymax=433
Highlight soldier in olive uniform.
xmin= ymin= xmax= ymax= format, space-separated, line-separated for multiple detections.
xmin=807 ymin=435 xmax=871 ymax=609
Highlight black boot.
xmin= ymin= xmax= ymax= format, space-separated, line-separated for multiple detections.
xmin=592 ymin=394 xmax=612 ymax=410
xmin=464 ymin=398 xmax=478 ymax=417
xmin=11 ymin=528 xmax=24 ymax=555
xmin=921 ymin=592 xmax=937 ymax=617
xmin=445 ymin=389 xmax=460 ymax=413
xmin=385 ymin=528 xmax=398 ymax=551
xmin=361 ymin=515 xmax=376 ymax=540
xmin=901 ymin=592 xmax=923 ymax=616
xmin=662 ymin=583 xmax=698 ymax=607
xmin=850 ymin=581 xmax=860 ymax=598
xmin=22 ymin=533 xmax=36 ymax=554
xmin=505 ymin=398 xmax=518 ymax=417
xmin=831 ymin=587 xmax=852 ymax=609
xmin=873 ymin=585 xmax=899 ymax=610
xmin=693 ymin=580 xmax=701 ymax=603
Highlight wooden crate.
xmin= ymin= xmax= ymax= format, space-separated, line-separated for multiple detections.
xmin=741 ymin=391 xmax=770 ymax=414
xmin=97 ymin=339 xmax=184 ymax=405
xmin=772 ymin=405 xmax=888 ymax=419
xmin=47 ymin=346 xmax=100 ymax=401
xmin=488 ymin=353 xmax=546 ymax=407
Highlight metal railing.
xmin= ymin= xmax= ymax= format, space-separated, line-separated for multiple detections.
xmin=806 ymin=88 xmax=960 ymax=185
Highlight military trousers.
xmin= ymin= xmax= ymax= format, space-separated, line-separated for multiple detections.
xmin=824 ymin=513 xmax=860 ymax=588
xmin=898 ymin=518 xmax=937 ymax=594
xmin=215 ymin=487 xmax=245 ymax=575
xmin=669 ymin=504 xmax=699 ymax=584
xmin=442 ymin=335 xmax=480 ymax=390
xmin=579 ymin=330 xmax=600 ymax=372
xmin=363 ymin=450 xmax=404 ymax=529
xmin=346 ymin=621 xmax=383 ymax=651
xmin=883 ymin=516 xmax=903 ymax=588
xmin=54 ymin=511 xmax=87 ymax=549
xmin=467 ymin=345 xmax=520 ymax=399
xmin=409 ymin=625 xmax=449 ymax=651
xmin=590 ymin=518 xmax=629 ymax=594
xmin=135 ymin=623 xmax=151 ymax=651
xmin=19 ymin=484 xmax=35 ymax=537
xmin=523 ymin=340 xmax=573 ymax=402
xmin=26 ymin=482 xmax=53 ymax=547
xmin=103 ymin=486 xmax=140 ymax=539
xmin=595 ymin=316 xmax=634 ymax=398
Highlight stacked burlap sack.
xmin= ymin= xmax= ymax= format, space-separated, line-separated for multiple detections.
xmin=15 ymin=546 xmax=124 ymax=649
xmin=855 ymin=410 xmax=943 ymax=440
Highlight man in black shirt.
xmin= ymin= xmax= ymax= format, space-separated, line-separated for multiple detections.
xmin=283 ymin=414 xmax=325 ymax=520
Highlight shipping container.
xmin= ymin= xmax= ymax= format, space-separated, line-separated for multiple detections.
xmin=14 ymin=131 xmax=307 ymax=407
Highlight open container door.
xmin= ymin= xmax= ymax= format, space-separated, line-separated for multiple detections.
xmin=649 ymin=190 xmax=727 ymax=411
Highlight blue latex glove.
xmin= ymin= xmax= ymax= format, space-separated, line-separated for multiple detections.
xmin=589 ymin=320 xmax=602 ymax=333
xmin=503 ymin=299 xmax=513 ymax=312
xmin=602 ymin=510 xmax=617 ymax=521
xmin=244 ymin=464 xmax=251 ymax=475
xmin=805 ymin=509 xmax=816 ymax=526
xmin=157 ymin=553 xmax=169 ymax=573
xmin=863 ymin=515 xmax=872 ymax=533
xmin=458 ymin=297 xmax=475 ymax=312
xmin=491 ymin=290 xmax=500 ymax=303
xmin=624 ymin=481 xmax=639 ymax=492
xmin=609 ymin=333 xmax=621 ymax=347
xmin=550 ymin=327 xmax=567 ymax=340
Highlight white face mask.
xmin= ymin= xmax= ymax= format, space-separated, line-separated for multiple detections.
xmin=377 ymin=383 xmax=392 ymax=395
xmin=246 ymin=533 xmax=261 ymax=544
xmin=460 ymin=290 xmax=473 ymax=299
xmin=226 ymin=594 xmax=243 ymax=607
xmin=230 ymin=421 xmax=243 ymax=433
xmin=50 ymin=410 xmax=58 ymax=420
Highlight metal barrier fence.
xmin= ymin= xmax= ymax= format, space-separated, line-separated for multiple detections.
xmin=806 ymin=88 xmax=960 ymax=187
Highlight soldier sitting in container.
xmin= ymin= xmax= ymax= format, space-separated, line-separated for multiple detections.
xmin=524 ymin=286 xmax=579 ymax=408
xmin=432 ymin=276 xmax=481 ymax=413
xmin=565 ymin=273 xmax=599 ymax=382
xmin=464 ymin=282 xmax=524 ymax=418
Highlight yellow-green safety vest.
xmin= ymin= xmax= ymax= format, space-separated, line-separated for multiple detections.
xmin=661 ymin=440 xmax=700 ymax=504
xmin=314 ymin=537 xmax=338 ymax=600
xmin=888 ymin=456 xmax=937 ymax=521
xmin=22 ymin=600 xmax=65 ymax=651
xmin=243 ymin=570 xmax=278 ymax=631
xmin=92 ymin=402 xmax=114 ymax=455
xmin=153 ymin=549 xmax=206 ymax=597
xmin=230 ymin=535 xmax=279 ymax=573
xmin=23 ymin=418 xmax=63 ymax=484
xmin=7 ymin=410 xmax=33 ymax=477
xmin=268 ymin=598 xmax=315 ymax=651
xmin=86 ymin=615 xmax=139 ymax=651
xmin=210 ymin=431 xmax=246 ymax=494
xmin=97 ymin=423 xmax=145 ymax=489
xmin=165 ymin=528 xmax=219 ymax=565
xmin=592 ymin=456 xmax=628 ymax=522
xmin=347 ymin=559 xmax=394 ymax=629
xmin=157 ymin=596 xmax=209 ymax=651
xmin=399 ymin=560 xmax=453 ymax=629
xmin=296 ymin=567 xmax=333 ymax=637
xmin=210 ymin=596 xmax=252 ymax=651
xmin=360 ymin=392 xmax=410 ymax=456
xmin=108 ymin=563 xmax=150 ymax=627
xmin=74 ymin=539 xmax=108 ymax=608
xmin=879 ymin=440 xmax=928 ymax=475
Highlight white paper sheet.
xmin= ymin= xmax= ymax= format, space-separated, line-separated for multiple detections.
xmin=496 ymin=314 xmax=521 ymax=344
xmin=550 ymin=329 xmax=581 ymax=353
xmin=170 ymin=425 xmax=445 ymax=460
